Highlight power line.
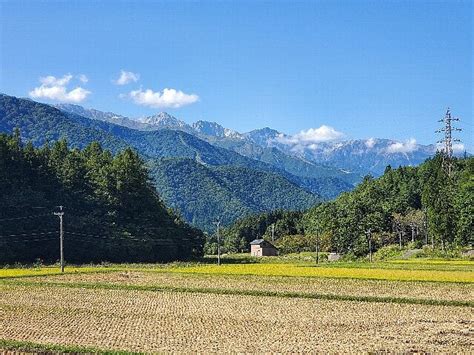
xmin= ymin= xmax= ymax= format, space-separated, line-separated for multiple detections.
xmin=0 ymin=213 xmax=52 ymax=222
xmin=66 ymin=230 xmax=178 ymax=245
xmin=1 ymin=237 xmax=58 ymax=244
xmin=65 ymin=234 xmax=178 ymax=247
xmin=0 ymin=231 xmax=57 ymax=239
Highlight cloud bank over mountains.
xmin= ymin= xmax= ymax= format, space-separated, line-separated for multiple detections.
xmin=128 ymin=88 xmax=199 ymax=109
xmin=386 ymin=138 xmax=418 ymax=153
xmin=277 ymin=125 xmax=345 ymax=145
xmin=27 ymin=72 xmax=457 ymax=153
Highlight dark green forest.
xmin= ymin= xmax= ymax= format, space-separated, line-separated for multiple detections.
xmin=150 ymin=158 xmax=319 ymax=232
xmin=0 ymin=131 xmax=204 ymax=264
xmin=0 ymin=94 xmax=326 ymax=232
xmin=219 ymin=154 xmax=473 ymax=256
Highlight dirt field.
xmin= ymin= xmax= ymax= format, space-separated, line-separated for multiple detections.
xmin=1 ymin=275 xmax=473 ymax=353
xmin=1 ymin=261 xmax=473 ymax=353
xmin=26 ymin=270 xmax=473 ymax=303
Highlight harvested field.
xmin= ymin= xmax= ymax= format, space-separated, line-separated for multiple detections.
xmin=1 ymin=283 xmax=473 ymax=353
xmin=0 ymin=267 xmax=111 ymax=279
xmin=25 ymin=271 xmax=474 ymax=304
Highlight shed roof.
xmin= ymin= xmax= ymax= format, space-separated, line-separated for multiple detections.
xmin=250 ymin=239 xmax=277 ymax=249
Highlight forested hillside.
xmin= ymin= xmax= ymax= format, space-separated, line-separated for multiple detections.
xmin=55 ymin=103 xmax=360 ymax=195
xmin=150 ymin=158 xmax=318 ymax=231
xmin=0 ymin=95 xmax=128 ymax=152
xmin=0 ymin=94 xmax=324 ymax=231
xmin=0 ymin=131 xmax=204 ymax=264
xmin=221 ymin=154 xmax=473 ymax=255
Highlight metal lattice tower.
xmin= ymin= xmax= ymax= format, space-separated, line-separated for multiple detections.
xmin=436 ymin=108 xmax=462 ymax=176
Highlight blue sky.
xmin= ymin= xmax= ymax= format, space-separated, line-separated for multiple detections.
xmin=0 ymin=0 xmax=472 ymax=149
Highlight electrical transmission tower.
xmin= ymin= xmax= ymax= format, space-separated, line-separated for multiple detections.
xmin=436 ymin=108 xmax=462 ymax=176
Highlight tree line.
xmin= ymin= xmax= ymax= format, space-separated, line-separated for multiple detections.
xmin=217 ymin=154 xmax=473 ymax=256
xmin=0 ymin=131 xmax=204 ymax=264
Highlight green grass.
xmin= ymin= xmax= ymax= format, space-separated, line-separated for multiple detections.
xmin=1 ymin=256 xmax=472 ymax=283
xmin=0 ymin=339 xmax=140 ymax=354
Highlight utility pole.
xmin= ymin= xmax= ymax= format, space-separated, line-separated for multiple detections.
xmin=436 ymin=108 xmax=462 ymax=177
xmin=366 ymin=229 xmax=372 ymax=263
xmin=315 ymin=226 xmax=320 ymax=265
xmin=394 ymin=220 xmax=402 ymax=250
xmin=423 ymin=207 xmax=428 ymax=246
xmin=53 ymin=206 xmax=65 ymax=272
xmin=214 ymin=218 xmax=221 ymax=266
xmin=271 ymin=224 xmax=275 ymax=242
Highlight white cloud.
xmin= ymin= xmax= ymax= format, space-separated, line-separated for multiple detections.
xmin=128 ymin=88 xmax=199 ymax=108
xmin=40 ymin=74 xmax=73 ymax=86
xmin=78 ymin=74 xmax=89 ymax=83
xmin=365 ymin=137 xmax=376 ymax=148
xmin=29 ymin=74 xmax=91 ymax=103
xmin=277 ymin=125 xmax=344 ymax=145
xmin=386 ymin=138 xmax=418 ymax=153
xmin=114 ymin=70 xmax=140 ymax=85
xmin=436 ymin=142 xmax=466 ymax=153
xmin=453 ymin=143 xmax=465 ymax=152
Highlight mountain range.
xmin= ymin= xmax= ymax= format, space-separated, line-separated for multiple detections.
xmin=0 ymin=94 xmax=447 ymax=232
xmin=55 ymin=103 xmax=443 ymax=177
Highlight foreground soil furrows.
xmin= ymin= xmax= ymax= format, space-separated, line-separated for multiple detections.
xmin=23 ymin=271 xmax=474 ymax=304
xmin=1 ymin=283 xmax=473 ymax=353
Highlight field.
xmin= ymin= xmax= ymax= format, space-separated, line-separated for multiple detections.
xmin=1 ymin=258 xmax=473 ymax=353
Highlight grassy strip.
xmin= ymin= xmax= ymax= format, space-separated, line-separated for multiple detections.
xmin=2 ymin=279 xmax=473 ymax=308
xmin=388 ymin=259 xmax=474 ymax=265
xmin=0 ymin=338 xmax=141 ymax=354
xmin=317 ymin=263 xmax=474 ymax=272
xmin=140 ymin=267 xmax=474 ymax=284
xmin=170 ymin=264 xmax=474 ymax=273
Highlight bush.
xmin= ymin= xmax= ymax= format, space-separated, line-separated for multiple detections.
xmin=275 ymin=235 xmax=316 ymax=254
xmin=373 ymin=244 xmax=403 ymax=261
xmin=282 ymin=252 xmax=329 ymax=263
xmin=415 ymin=245 xmax=463 ymax=259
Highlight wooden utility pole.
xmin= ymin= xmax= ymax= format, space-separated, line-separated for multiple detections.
xmin=366 ymin=229 xmax=372 ymax=263
xmin=271 ymin=224 xmax=275 ymax=242
xmin=214 ymin=218 xmax=221 ymax=266
xmin=315 ymin=226 xmax=320 ymax=265
xmin=399 ymin=228 xmax=402 ymax=250
xmin=423 ymin=207 xmax=428 ymax=245
xmin=53 ymin=206 xmax=65 ymax=272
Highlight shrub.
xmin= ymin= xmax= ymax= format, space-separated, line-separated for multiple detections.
xmin=373 ymin=244 xmax=403 ymax=261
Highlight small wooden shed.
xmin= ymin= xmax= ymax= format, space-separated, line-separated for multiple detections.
xmin=250 ymin=239 xmax=278 ymax=257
